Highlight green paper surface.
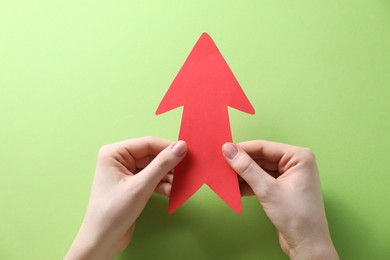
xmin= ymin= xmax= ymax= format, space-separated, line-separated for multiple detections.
xmin=1 ymin=1 xmax=389 ymax=259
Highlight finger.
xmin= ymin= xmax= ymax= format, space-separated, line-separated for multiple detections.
xmin=222 ymin=143 xmax=275 ymax=197
xmin=99 ymin=136 xmax=173 ymax=172
xmin=155 ymin=182 xmax=172 ymax=196
xmin=239 ymin=140 xmax=316 ymax=174
xmin=135 ymin=140 xmax=187 ymax=190
xmin=237 ymin=140 xmax=295 ymax=163
xmin=113 ymin=136 xmax=173 ymax=159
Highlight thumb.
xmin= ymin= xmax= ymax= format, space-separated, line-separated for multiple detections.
xmin=135 ymin=140 xmax=187 ymax=190
xmin=222 ymin=142 xmax=275 ymax=198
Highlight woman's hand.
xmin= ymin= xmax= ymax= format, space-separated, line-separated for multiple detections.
xmin=223 ymin=140 xmax=339 ymax=260
xmin=65 ymin=137 xmax=187 ymax=260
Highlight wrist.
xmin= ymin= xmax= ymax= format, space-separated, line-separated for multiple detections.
xmin=65 ymin=221 xmax=116 ymax=260
xmin=289 ymin=237 xmax=339 ymax=260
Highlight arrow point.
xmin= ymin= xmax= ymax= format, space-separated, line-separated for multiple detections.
xmin=201 ymin=32 xmax=211 ymax=39
xmin=167 ymin=206 xmax=176 ymax=215
xmin=232 ymin=203 xmax=243 ymax=214
xmin=248 ymin=106 xmax=256 ymax=115
xmin=155 ymin=107 xmax=163 ymax=115
xmin=206 ymin=179 xmax=242 ymax=214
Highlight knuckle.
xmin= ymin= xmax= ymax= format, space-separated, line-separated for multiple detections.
xmin=142 ymin=135 xmax=159 ymax=151
xmin=98 ymin=144 xmax=114 ymax=159
xmin=235 ymin=155 xmax=253 ymax=176
xmin=300 ymin=147 xmax=316 ymax=161
xmin=143 ymin=135 xmax=157 ymax=144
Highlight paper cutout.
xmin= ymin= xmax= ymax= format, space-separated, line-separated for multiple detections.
xmin=156 ymin=33 xmax=255 ymax=213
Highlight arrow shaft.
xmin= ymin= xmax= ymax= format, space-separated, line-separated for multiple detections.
xmin=179 ymin=106 xmax=232 ymax=179
xmin=168 ymin=106 xmax=241 ymax=213
xmin=179 ymin=105 xmax=232 ymax=143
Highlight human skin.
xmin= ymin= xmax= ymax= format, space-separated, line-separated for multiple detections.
xmin=222 ymin=140 xmax=339 ymax=260
xmin=66 ymin=137 xmax=338 ymax=260
xmin=65 ymin=137 xmax=187 ymax=260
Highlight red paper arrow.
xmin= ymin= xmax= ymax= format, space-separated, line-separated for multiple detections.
xmin=156 ymin=33 xmax=255 ymax=213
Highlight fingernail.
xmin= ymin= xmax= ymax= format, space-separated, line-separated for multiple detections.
xmin=171 ymin=140 xmax=187 ymax=157
xmin=222 ymin=143 xmax=238 ymax=160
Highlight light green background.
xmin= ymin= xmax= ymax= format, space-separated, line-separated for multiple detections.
xmin=1 ymin=1 xmax=389 ymax=259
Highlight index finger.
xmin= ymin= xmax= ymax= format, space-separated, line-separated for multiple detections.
xmin=111 ymin=136 xmax=173 ymax=159
xmin=98 ymin=136 xmax=173 ymax=172
xmin=237 ymin=140 xmax=298 ymax=163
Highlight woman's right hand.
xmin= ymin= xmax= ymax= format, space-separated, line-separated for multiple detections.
xmin=222 ymin=140 xmax=339 ymax=260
